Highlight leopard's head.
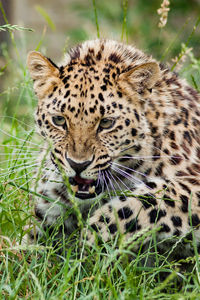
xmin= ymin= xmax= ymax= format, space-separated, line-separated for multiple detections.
xmin=27 ymin=40 xmax=160 ymax=201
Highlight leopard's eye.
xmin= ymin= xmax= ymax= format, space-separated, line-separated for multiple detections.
xmin=52 ymin=116 xmax=66 ymax=126
xmin=99 ymin=118 xmax=115 ymax=130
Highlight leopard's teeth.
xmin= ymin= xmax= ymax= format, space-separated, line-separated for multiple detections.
xmin=89 ymin=186 xmax=95 ymax=194
xmin=71 ymin=185 xmax=78 ymax=193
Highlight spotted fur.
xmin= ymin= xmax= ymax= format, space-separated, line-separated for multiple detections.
xmin=27 ymin=39 xmax=200 ymax=257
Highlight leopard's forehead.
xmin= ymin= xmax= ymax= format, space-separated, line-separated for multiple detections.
xmin=41 ymin=40 xmax=149 ymax=125
xmin=43 ymin=65 xmax=130 ymax=128
xmin=61 ymin=39 xmax=150 ymax=72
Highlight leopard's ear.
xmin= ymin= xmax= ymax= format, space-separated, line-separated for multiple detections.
xmin=27 ymin=51 xmax=59 ymax=80
xmin=119 ymin=62 xmax=160 ymax=93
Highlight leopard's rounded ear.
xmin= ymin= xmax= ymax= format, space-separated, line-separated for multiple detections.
xmin=119 ymin=62 xmax=160 ymax=93
xmin=27 ymin=51 xmax=59 ymax=80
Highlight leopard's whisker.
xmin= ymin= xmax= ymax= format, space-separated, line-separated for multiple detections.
xmin=1 ymin=161 xmax=40 ymax=169
xmin=0 ymin=170 xmax=37 ymax=180
xmin=102 ymin=171 xmax=112 ymax=201
xmin=96 ymin=167 xmax=101 ymax=187
xmin=118 ymin=155 xmax=169 ymax=160
xmin=118 ymin=145 xmax=137 ymax=153
xmin=112 ymin=162 xmax=151 ymax=178
xmin=0 ymin=157 xmax=37 ymax=165
xmin=7 ymin=169 xmax=36 ymax=181
xmin=0 ymin=116 xmax=35 ymax=129
xmin=105 ymin=170 xmax=117 ymax=197
xmin=118 ymin=153 xmax=185 ymax=161
xmin=112 ymin=167 xmax=155 ymax=200
xmin=0 ymin=143 xmax=39 ymax=148
xmin=0 ymin=162 xmax=55 ymax=180
xmin=110 ymin=164 xmax=135 ymax=191
xmin=110 ymin=170 xmax=133 ymax=192
xmin=108 ymin=169 xmax=127 ymax=198
xmin=1 ymin=176 xmax=37 ymax=201
xmin=99 ymin=170 xmax=105 ymax=193
xmin=0 ymin=150 xmax=40 ymax=155
xmin=111 ymin=165 xmax=153 ymax=192
xmin=0 ymin=128 xmax=47 ymax=148
xmin=0 ymin=162 xmax=41 ymax=175
xmin=40 ymin=161 xmax=60 ymax=186
xmin=111 ymin=165 xmax=142 ymax=186
xmin=151 ymin=144 xmax=181 ymax=159
xmin=149 ymin=144 xmax=191 ymax=163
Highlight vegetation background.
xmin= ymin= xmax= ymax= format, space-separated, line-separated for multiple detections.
xmin=1 ymin=0 xmax=200 ymax=123
xmin=0 ymin=0 xmax=200 ymax=298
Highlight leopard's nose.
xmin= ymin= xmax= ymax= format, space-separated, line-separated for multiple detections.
xmin=66 ymin=157 xmax=92 ymax=175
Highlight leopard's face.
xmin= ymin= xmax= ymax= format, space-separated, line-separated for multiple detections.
xmin=27 ymin=40 xmax=159 ymax=201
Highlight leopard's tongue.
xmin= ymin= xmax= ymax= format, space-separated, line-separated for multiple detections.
xmin=74 ymin=176 xmax=94 ymax=185
xmin=69 ymin=175 xmax=102 ymax=199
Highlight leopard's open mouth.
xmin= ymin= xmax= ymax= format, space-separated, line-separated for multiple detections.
xmin=69 ymin=176 xmax=102 ymax=200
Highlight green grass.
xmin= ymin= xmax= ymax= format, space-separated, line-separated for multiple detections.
xmin=1 ymin=1 xmax=200 ymax=299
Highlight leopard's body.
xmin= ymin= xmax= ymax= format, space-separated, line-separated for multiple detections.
xmin=27 ymin=39 xmax=200 ymax=256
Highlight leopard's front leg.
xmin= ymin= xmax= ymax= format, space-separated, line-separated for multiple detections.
xmin=23 ymin=198 xmax=74 ymax=246
xmin=86 ymin=179 xmax=200 ymax=255
xmin=86 ymin=191 xmax=156 ymax=246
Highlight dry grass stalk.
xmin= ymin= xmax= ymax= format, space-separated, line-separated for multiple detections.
xmin=157 ymin=0 xmax=170 ymax=28
xmin=171 ymin=44 xmax=193 ymax=71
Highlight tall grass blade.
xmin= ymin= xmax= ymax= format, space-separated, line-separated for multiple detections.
xmin=121 ymin=0 xmax=128 ymax=42
xmin=171 ymin=16 xmax=200 ymax=71
xmin=92 ymin=0 xmax=100 ymax=38
xmin=35 ymin=5 xmax=56 ymax=31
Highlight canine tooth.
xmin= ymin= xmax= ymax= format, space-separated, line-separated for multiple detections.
xmin=71 ymin=185 xmax=78 ymax=193
xmin=89 ymin=186 xmax=95 ymax=194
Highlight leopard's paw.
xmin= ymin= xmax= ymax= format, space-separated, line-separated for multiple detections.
xmin=84 ymin=208 xmax=115 ymax=246
xmin=21 ymin=224 xmax=42 ymax=245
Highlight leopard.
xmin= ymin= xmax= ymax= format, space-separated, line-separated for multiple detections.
xmin=26 ymin=39 xmax=200 ymax=258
